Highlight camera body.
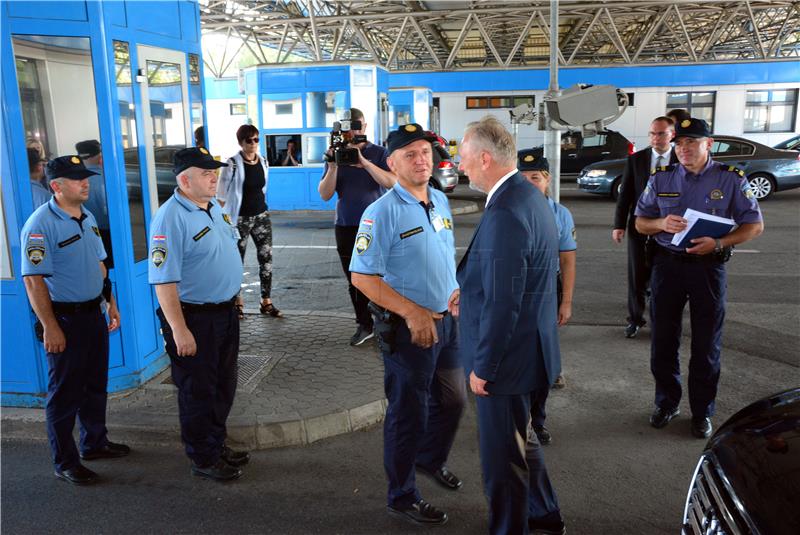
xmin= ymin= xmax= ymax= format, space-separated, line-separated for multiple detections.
xmin=330 ymin=112 xmax=367 ymax=165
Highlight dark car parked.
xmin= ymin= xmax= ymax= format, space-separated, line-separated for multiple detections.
xmin=426 ymin=131 xmax=458 ymax=192
xmin=682 ymin=387 xmax=800 ymax=535
xmin=124 ymin=144 xmax=182 ymax=204
xmin=527 ymin=129 xmax=635 ymax=174
xmin=577 ymin=135 xmax=800 ymax=200
xmin=774 ymin=134 xmax=800 ymax=152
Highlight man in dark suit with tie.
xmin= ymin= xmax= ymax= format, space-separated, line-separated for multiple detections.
xmin=457 ymin=116 xmax=565 ymax=535
xmin=612 ymin=116 xmax=677 ymax=338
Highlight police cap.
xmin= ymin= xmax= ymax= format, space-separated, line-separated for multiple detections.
xmin=173 ymin=146 xmax=228 ymax=175
xmin=675 ymin=118 xmax=712 ymax=140
xmin=45 ymin=155 xmax=99 ymax=181
xmin=518 ymin=150 xmax=549 ymax=172
xmin=386 ymin=123 xmax=436 ymax=154
xmin=75 ymin=139 xmax=101 ymax=159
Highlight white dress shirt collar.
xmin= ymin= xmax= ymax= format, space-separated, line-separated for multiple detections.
xmin=485 ymin=169 xmax=518 ymax=206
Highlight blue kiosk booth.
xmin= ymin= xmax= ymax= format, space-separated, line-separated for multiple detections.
xmin=241 ymin=62 xmax=390 ymax=210
xmin=388 ymin=87 xmax=434 ymax=131
xmin=1 ymin=1 xmax=207 ymax=406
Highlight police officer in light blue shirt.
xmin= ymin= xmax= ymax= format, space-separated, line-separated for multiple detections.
xmin=518 ymin=151 xmax=577 ymax=447
xmin=148 ymin=147 xmax=249 ymax=482
xmin=21 ymin=155 xmax=126 ymax=486
xmin=635 ymin=118 xmax=763 ymax=440
xmin=351 ymin=124 xmax=465 ymax=526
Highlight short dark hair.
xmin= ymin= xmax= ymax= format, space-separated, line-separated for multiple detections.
xmin=666 ymin=109 xmax=691 ymax=123
xmin=349 ymin=107 xmax=364 ymax=121
xmin=236 ymin=124 xmax=259 ymax=144
xmin=653 ymin=116 xmax=675 ymax=126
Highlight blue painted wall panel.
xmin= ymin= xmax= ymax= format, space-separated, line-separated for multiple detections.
xmin=179 ymin=0 xmax=198 ymax=43
xmin=261 ymin=70 xmax=304 ymax=90
xmin=388 ymin=62 xmax=800 ymax=91
xmin=127 ymin=1 xmax=181 ymax=38
xmin=305 ymin=67 xmax=348 ymax=89
xmin=106 ymin=1 xmax=127 ymax=27
xmin=7 ymin=0 xmax=88 ymax=21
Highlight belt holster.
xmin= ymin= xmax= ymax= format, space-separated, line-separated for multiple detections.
xmin=367 ymin=301 xmax=400 ymax=354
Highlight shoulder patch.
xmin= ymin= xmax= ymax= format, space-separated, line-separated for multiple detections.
xmin=721 ymin=163 xmax=746 ymax=177
xmin=443 ymin=218 xmax=452 ymax=230
xmin=355 ymin=232 xmax=372 ymax=255
xmin=151 ymin=245 xmax=167 ymax=267
xmin=92 ymin=226 xmax=101 ymax=237
xmin=222 ymin=213 xmax=233 ymax=226
xmin=651 ymin=164 xmax=674 ymax=175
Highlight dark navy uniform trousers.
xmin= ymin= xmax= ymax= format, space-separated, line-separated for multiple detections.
xmin=157 ymin=304 xmax=239 ymax=466
xmin=380 ymin=313 xmax=466 ymax=508
xmin=45 ymin=306 xmax=109 ymax=471
xmin=650 ymin=251 xmax=727 ymax=418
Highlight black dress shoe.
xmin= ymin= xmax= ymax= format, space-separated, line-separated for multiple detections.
xmin=416 ymin=464 xmax=462 ymax=490
xmin=80 ymin=441 xmax=131 ymax=460
xmin=191 ymin=459 xmax=242 ymax=481
xmin=221 ymin=445 xmax=250 ymax=467
xmin=691 ymin=417 xmax=713 ymax=439
xmin=388 ymin=499 xmax=448 ymax=525
xmin=534 ymin=425 xmax=552 ymax=445
xmin=55 ymin=464 xmax=99 ymax=485
xmin=528 ymin=518 xmax=566 ymax=535
xmin=650 ymin=406 xmax=680 ymax=429
xmin=624 ymin=323 xmax=641 ymax=338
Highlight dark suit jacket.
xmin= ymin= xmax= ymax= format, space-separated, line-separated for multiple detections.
xmin=457 ymin=173 xmax=561 ymax=395
xmin=614 ymin=148 xmax=678 ymax=231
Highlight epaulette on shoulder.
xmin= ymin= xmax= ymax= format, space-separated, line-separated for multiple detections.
xmin=650 ymin=164 xmax=675 ymax=175
xmin=719 ymin=163 xmax=746 ymax=177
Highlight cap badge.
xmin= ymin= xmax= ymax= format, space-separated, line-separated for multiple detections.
xmin=681 ymin=119 xmax=691 ymax=128
xmin=70 ymin=156 xmax=81 ymax=164
xmin=523 ymin=155 xmax=535 ymax=162
xmin=199 ymin=147 xmax=209 ymax=155
xmin=403 ymin=124 xmax=417 ymax=132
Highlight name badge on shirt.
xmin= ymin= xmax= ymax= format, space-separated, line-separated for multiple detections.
xmin=432 ymin=214 xmax=446 ymax=233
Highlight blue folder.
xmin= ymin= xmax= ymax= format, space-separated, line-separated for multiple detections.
xmin=674 ymin=218 xmax=735 ymax=249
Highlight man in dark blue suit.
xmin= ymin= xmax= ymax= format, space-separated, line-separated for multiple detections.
xmin=457 ymin=116 xmax=565 ymax=535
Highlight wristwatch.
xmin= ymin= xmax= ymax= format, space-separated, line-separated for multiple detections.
xmin=713 ymin=238 xmax=723 ymax=253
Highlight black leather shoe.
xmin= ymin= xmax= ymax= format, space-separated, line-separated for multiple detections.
xmin=624 ymin=323 xmax=641 ymax=338
xmin=691 ymin=417 xmax=713 ymax=439
xmin=650 ymin=406 xmax=680 ymax=428
xmin=388 ymin=499 xmax=448 ymax=525
xmin=54 ymin=464 xmax=99 ymax=485
xmin=191 ymin=459 xmax=242 ymax=481
xmin=221 ymin=445 xmax=250 ymax=467
xmin=534 ymin=426 xmax=552 ymax=445
xmin=416 ymin=464 xmax=462 ymax=490
xmin=529 ymin=517 xmax=566 ymax=535
xmin=80 ymin=441 xmax=131 ymax=460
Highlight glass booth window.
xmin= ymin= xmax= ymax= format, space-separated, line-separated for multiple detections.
xmin=305 ymin=91 xmax=347 ymax=129
xmin=146 ymin=59 xmax=186 ymax=148
xmin=264 ymin=134 xmax=303 ymax=167
xmin=114 ymin=40 xmax=148 ymax=262
xmin=262 ymin=93 xmax=302 ymax=129
xmin=12 ymin=35 xmax=113 ymax=265
xmin=303 ymin=134 xmax=329 ymax=165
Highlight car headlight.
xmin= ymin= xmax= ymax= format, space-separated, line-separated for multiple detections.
xmin=585 ymin=169 xmax=607 ymax=178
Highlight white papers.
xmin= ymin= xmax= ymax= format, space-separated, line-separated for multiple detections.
xmin=671 ymin=208 xmax=736 ymax=246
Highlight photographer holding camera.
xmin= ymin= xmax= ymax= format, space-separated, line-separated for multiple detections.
xmin=319 ymin=108 xmax=396 ymax=346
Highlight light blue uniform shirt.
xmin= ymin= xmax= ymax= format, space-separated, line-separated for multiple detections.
xmin=547 ymin=197 xmax=577 ymax=252
xmin=20 ymin=198 xmax=106 ymax=302
xmin=30 ymin=180 xmax=51 ymax=209
xmin=349 ymin=182 xmax=458 ymax=313
xmin=148 ymin=188 xmax=243 ymax=304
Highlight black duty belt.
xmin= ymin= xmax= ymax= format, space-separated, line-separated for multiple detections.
xmin=180 ymin=297 xmax=237 ymax=312
xmin=368 ymin=301 xmax=448 ymax=321
xmin=51 ymin=296 xmax=102 ymax=314
xmin=656 ymin=246 xmax=722 ymax=264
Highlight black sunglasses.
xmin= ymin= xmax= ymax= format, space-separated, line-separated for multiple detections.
xmin=244 ymin=137 xmax=259 ymax=144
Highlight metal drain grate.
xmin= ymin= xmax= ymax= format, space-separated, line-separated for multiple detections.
xmin=161 ymin=354 xmax=277 ymax=393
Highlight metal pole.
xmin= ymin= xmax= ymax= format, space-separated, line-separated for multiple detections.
xmin=544 ymin=0 xmax=562 ymax=202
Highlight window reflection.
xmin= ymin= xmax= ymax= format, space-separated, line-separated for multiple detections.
xmin=189 ymin=53 xmax=205 ymax=148
xmin=115 ymin=40 xmax=148 ymax=262
xmin=12 ymin=35 xmax=113 ymax=265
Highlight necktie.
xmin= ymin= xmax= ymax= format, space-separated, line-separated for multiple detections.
xmin=655 ymin=155 xmax=664 ymax=169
